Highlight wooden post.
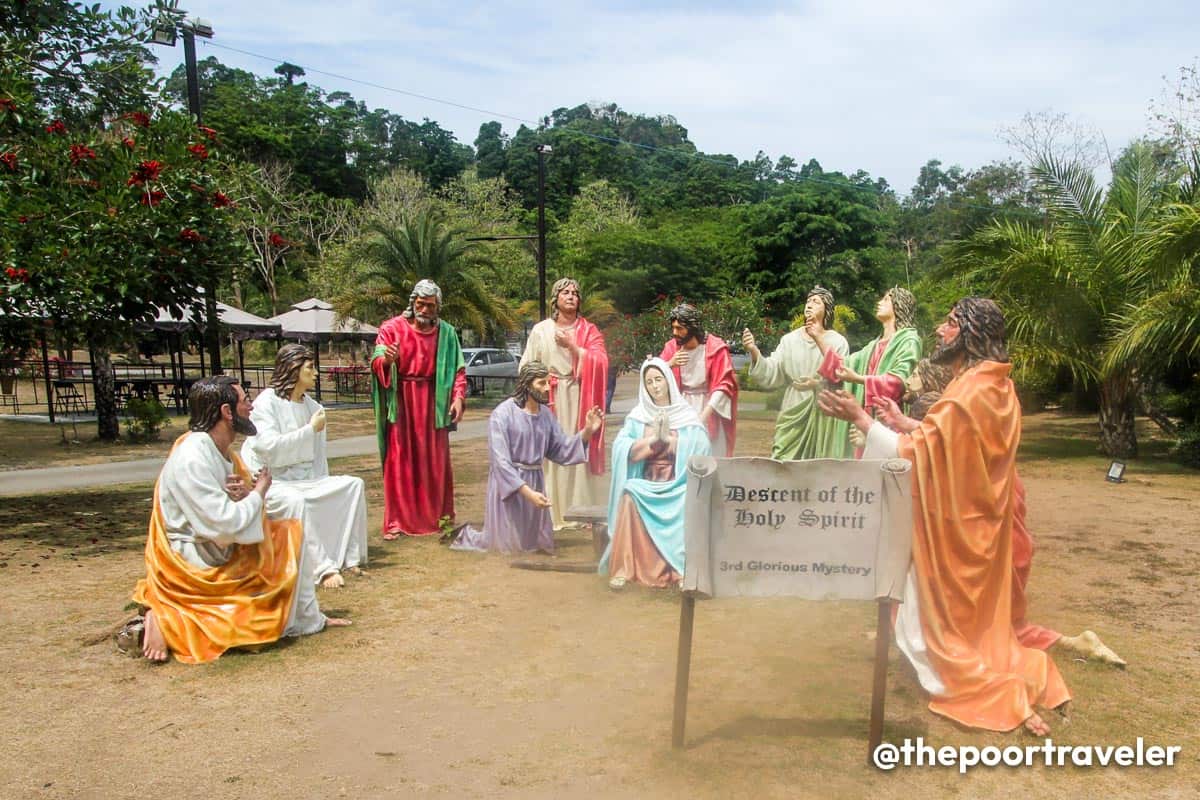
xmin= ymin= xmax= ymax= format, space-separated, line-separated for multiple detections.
xmin=40 ymin=332 xmax=55 ymax=423
xmin=867 ymin=599 xmax=892 ymax=762
xmin=671 ymin=593 xmax=697 ymax=749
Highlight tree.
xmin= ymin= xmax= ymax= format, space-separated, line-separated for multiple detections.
xmin=333 ymin=208 xmax=514 ymax=340
xmin=0 ymin=106 xmax=249 ymax=440
xmin=0 ymin=0 xmax=180 ymax=125
xmin=945 ymin=145 xmax=1183 ymax=457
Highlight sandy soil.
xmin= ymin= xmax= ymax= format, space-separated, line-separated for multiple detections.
xmin=0 ymin=412 xmax=1197 ymax=799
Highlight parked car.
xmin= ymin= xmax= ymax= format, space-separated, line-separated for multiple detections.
xmin=462 ymin=347 xmax=519 ymax=395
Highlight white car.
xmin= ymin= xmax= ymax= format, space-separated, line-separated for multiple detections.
xmin=462 ymin=348 xmax=519 ymax=395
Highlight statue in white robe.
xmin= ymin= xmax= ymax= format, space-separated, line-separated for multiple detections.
xmin=241 ymin=345 xmax=368 ymax=589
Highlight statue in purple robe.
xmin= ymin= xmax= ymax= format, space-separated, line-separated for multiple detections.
xmin=452 ymin=361 xmax=604 ymax=554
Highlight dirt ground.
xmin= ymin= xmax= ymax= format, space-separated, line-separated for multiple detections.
xmin=0 ymin=412 xmax=1198 ymax=799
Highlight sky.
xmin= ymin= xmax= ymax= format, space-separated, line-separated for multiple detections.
xmin=144 ymin=0 xmax=1197 ymax=194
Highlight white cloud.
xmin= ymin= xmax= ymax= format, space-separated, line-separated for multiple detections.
xmin=164 ymin=0 xmax=1198 ymax=191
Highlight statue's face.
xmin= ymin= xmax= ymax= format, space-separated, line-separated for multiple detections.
xmin=804 ymin=294 xmax=827 ymax=326
xmin=876 ymin=292 xmax=894 ymax=323
xmin=529 ymin=375 xmax=551 ymax=405
xmin=413 ymin=296 xmax=439 ymax=326
xmin=296 ymin=360 xmax=317 ymax=394
xmin=644 ymin=367 xmax=670 ymax=406
xmin=904 ymin=369 xmax=923 ymax=394
xmin=556 ymin=285 xmax=580 ymax=314
xmin=671 ymin=320 xmax=692 ymax=345
xmin=930 ymin=311 xmax=964 ymax=365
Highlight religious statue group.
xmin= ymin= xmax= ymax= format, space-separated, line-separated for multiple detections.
xmin=126 ymin=275 xmax=1124 ymax=737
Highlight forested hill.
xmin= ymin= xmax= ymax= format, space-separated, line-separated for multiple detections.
xmin=165 ymin=56 xmax=1038 ymax=325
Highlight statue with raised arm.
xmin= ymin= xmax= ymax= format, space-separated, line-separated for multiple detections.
xmin=520 ymin=278 xmax=609 ymax=529
xmin=815 ymin=287 xmax=921 ymax=456
xmin=130 ymin=377 xmax=349 ymax=663
xmin=241 ymin=344 xmax=368 ymax=589
xmin=452 ymin=361 xmax=604 ymax=554
xmin=742 ymin=286 xmax=849 ymax=460
xmin=819 ymin=297 xmax=1070 ymax=734
xmin=372 ymin=279 xmax=467 ymax=539
xmin=659 ymin=303 xmax=739 ymax=456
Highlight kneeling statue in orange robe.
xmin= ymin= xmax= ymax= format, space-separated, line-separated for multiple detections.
xmin=821 ymin=298 xmax=1070 ymax=735
xmin=132 ymin=376 xmax=349 ymax=664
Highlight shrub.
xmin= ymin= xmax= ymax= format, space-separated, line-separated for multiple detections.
xmin=1171 ymin=423 xmax=1200 ymax=470
xmin=124 ymin=397 xmax=170 ymax=442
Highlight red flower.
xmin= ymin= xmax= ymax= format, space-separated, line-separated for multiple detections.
xmin=45 ymin=119 xmax=67 ymax=135
xmin=125 ymin=111 xmax=151 ymax=128
xmin=268 ymin=232 xmax=289 ymax=248
xmin=5 ymin=267 xmax=30 ymax=283
xmin=68 ymin=143 xmax=96 ymax=165
xmin=17 ymin=215 xmax=28 ymax=224
xmin=122 ymin=137 xmax=136 ymax=150
xmin=187 ymin=143 xmax=209 ymax=160
xmin=139 ymin=189 xmax=166 ymax=207
xmin=0 ymin=97 xmax=15 ymax=112
xmin=211 ymin=191 xmax=232 ymax=208
xmin=0 ymin=152 xmax=16 ymax=172
xmin=127 ymin=159 xmax=163 ymax=186
xmin=179 ymin=228 xmax=205 ymax=243
xmin=197 ymin=126 xmax=219 ymax=141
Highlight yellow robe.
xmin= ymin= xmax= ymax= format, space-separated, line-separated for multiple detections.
xmin=133 ymin=433 xmax=303 ymax=664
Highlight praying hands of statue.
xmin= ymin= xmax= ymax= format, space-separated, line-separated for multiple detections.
xmin=871 ymin=396 xmax=918 ymax=434
xmin=310 ymin=408 xmax=327 ymax=433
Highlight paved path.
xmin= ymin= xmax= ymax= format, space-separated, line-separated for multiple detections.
xmin=1 ymin=399 xmax=765 ymax=496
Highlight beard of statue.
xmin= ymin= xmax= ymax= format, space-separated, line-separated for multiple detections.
xmin=529 ymin=387 xmax=550 ymax=405
xmin=929 ymin=334 xmax=965 ymax=366
xmin=231 ymin=406 xmax=257 ymax=437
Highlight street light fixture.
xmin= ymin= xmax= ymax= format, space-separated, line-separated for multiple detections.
xmin=535 ymin=144 xmax=552 ymax=319
xmin=149 ymin=10 xmax=223 ymax=374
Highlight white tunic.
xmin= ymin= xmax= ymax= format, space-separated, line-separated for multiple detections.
xmin=159 ymin=432 xmax=325 ymax=636
xmin=678 ymin=345 xmax=732 ymax=455
xmin=521 ymin=319 xmax=604 ymax=529
xmin=864 ymin=422 xmax=945 ymax=696
xmin=748 ymin=327 xmax=848 ymax=407
xmin=241 ymin=388 xmax=368 ymax=584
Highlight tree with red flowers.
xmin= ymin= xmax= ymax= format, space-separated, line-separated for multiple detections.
xmin=0 ymin=103 xmax=249 ymax=440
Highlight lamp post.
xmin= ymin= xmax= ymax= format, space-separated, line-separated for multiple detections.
xmin=151 ymin=14 xmax=223 ymax=374
xmin=535 ymin=144 xmax=552 ymax=319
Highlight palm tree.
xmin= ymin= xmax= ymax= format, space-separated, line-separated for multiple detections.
xmin=336 ymin=207 xmax=515 ymax=341
xmin=945 ymin=144 xmax=1183 ymax=457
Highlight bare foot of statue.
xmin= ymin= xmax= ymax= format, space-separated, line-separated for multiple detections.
xmin=142 ymin=609 xmax=169 ymax=662
xmin=325 ymin=617 xmax=352 ymax=628
xmin=1058 ymin=630 xmax=1126 ymax=667
xmin=320 ymin=572 xmax=345 ymax=589
xmin=345 ymin=566 xmax=366 ymax=577
xmin=1023 ymin=712 xmax=1051 ymax=736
